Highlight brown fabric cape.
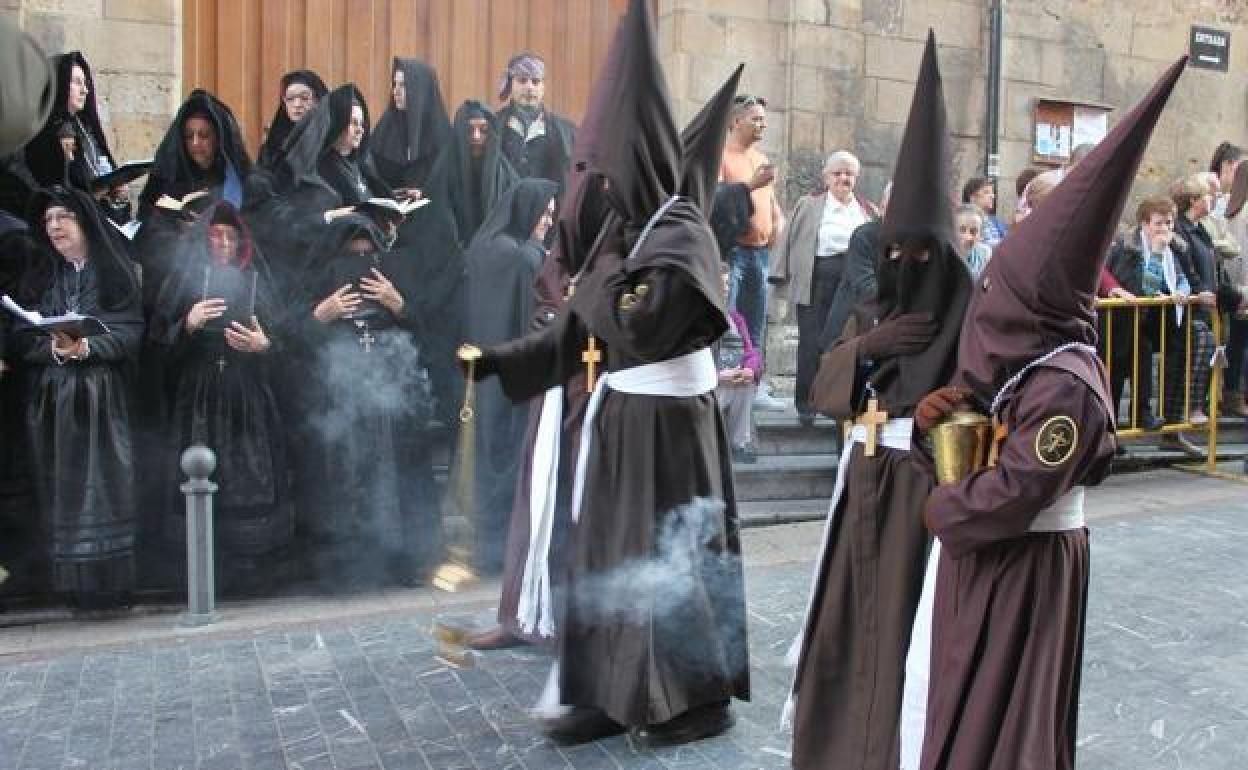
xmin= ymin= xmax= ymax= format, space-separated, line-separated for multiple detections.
xmin=792 ymin=32 xmax=970 ymax=770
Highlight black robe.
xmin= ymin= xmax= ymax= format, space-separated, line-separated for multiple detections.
xmin=19 ymin=258 xmax=143 ymax=597
xmin=487 ymin=200 xmax=749 ymax=726
xmin=463 ymin=179 xmax=555 ymax=572
xmin=299 ymin=220 xmax=440 ymax=584
xmin=147 ymin=227 xmax=292 ymax=587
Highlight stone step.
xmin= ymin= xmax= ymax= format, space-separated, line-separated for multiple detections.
xmin=732 ymin=453 xmax=838 ymax=502
xmin=737 ymin=498 xmax=829 ymax=528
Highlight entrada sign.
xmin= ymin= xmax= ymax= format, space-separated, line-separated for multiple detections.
xmin=1190 ymin=25 xmax=1230 ymax=72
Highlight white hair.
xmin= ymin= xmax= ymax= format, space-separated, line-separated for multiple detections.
xmin=823 ymin=151 xmax=861 ymax=174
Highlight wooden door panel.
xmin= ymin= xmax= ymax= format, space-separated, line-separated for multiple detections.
xmin=182 ymin=0 xmax=642 ymax=153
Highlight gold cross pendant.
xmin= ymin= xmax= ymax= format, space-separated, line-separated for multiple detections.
xmin=857 ymin=397 xmax=889 ymax=457
xmin=582 ymin=336 xmax=602 ymax=392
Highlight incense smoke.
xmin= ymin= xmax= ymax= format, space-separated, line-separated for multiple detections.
xmin=567 ymin=497 xmax=749 ymax=680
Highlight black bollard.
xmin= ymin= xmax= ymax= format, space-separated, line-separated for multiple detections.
xmin=180 ymin=444 xmax=219 ymax=626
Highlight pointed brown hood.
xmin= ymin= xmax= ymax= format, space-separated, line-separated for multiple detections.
xmin=577 ymin=0 xmax=681 ymax=228
xmin=865 ymin=32 xmax=971 ymax=412
xmin=955 ymin=56 xmax=1188 ymax=403
xmin=880 ymin=31 xmax=954 ymax=253
xmin=680 ymin=64 xmax=744 ymax=216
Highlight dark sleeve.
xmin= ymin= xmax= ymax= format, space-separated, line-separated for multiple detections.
xmin=1107 ymin=241 xmax=1141 ymax=295
xmin=809 ymin=312 xmax=868 ymax=420
xmin=925 ymin=368 xmax=1114 ymax=559
xmin=590 ymin=265 xmax=720 ymax=362
xmin=19 ymin=328 xmax=53 ymax=364
xmin=490 ymin=308 xmax=585 ymax=403
xmin=88 ymin=297 xmax=144 ymax=362
xmin=819 ymin=223 xmax=877 ymax=349
xmin=1176 ymin=243 xmax=1206 ymax=293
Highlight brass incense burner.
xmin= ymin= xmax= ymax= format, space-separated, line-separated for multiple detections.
xmin=930 ymin=411 xmax=993 ymax=485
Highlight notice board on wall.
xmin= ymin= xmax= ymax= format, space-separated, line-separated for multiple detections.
xmin=1032 ymin=99 xmax=1112 ymax=166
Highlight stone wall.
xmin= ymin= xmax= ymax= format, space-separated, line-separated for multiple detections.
xmin=659 ymin=0 xmax=1248 ymax=213
xmin=658 ymin=0 xmax=1248 ymax=395
xmin=2 ymin=0 xmax=180 ymax=164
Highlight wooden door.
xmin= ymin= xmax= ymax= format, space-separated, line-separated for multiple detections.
xmin=182 ymin=0 xmax=634 ymax=153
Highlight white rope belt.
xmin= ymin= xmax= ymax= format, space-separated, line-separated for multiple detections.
xmin=570 ymin=347 xmax=718 ymax=524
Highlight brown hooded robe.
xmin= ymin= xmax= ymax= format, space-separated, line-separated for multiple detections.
xmin=918 ymin=56 xmax=1187 ymax=770
xmin=789 ymin=33 xmax=971 ymax=770
xmin=479 ymin=0 xmax=749 ymax=726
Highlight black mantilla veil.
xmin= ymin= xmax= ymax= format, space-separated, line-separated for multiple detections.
xmin=862 ymin=31 xmax=970 ymax=411
xmin=278 ymin=83 xmax=388 ymax=202
xmin=139 ymin=89 xmax=253 ymax=219
xmin=28 ymin=185 xmax=137 ymax=312
xmin=24 ymin=52 xmax=117 ymax=190
xmin=427 ymin=99 xmax=519 ymax=246
xmin=258 ymin=69 xmax=328 ymax=170
xmin=468 ymin=178 xmax=557 ymax=252
xmin=370 ymin=57 xmax=451 ymax=190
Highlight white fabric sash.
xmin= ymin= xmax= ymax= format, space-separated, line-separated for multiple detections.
xmin=516 ymin=386 xmax=565 ymax=638
xmin=897 ymin=485 xmax=1087 ymax=769
xmin=569 ymin=348 xmax=718 ymax=524
xmin=1029 ymin=486 xmax=1086 ymax=532
xmin=781 ymin=417 xmax=915 ymax=728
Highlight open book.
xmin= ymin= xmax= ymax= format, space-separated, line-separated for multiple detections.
xmin=155 ymin=189 xmax=212 ymax=213
xmin=353 ymin=196 xmax=429 ymax=219
xmin=89 ymin=160 xmax=153 ymax=193
xmin=1 ymin=294 xmax=110 ymax=339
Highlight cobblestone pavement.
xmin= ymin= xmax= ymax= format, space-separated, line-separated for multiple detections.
xmin=1 ymin=471 xmax=1246 ymax=769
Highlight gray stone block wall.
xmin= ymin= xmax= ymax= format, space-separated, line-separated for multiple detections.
xmin=658 ymin=0 xmax=1248 ymax=389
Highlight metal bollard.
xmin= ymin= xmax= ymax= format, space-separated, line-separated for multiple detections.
xmin=180 ymin=444 xmax=219 ymax=626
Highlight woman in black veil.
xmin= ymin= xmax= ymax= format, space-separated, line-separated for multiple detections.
xmin=16 ymin=186 xmax=142 ymax=608
xmin=147 ymin=201 xmax=293 ymax=593
xmin=369 ymin=57 xmax=451 ymax=195
xmin=298 ymin=215 xmax=440 ymax=586
xmin=257 ymin=70 xmax=328 ymax=171
xmin=463 ymin=178 xmax=557 ymax=571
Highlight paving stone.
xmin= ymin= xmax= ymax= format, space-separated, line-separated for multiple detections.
xmin=3 ymin=486 xmax=1247 ymax=768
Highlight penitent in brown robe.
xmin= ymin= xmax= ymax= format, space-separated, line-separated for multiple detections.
xmin=916 ymin=53 xmax=1185 ymax=770
xmin=487 ymin=206 xmax=750 ymax=726
xmin=789 ymin=313 xmax=941 ymax=770
xmin=789 ymin=32 xmax=970 ymax=770
xmin=920 ymin=354 xmax=1115 ymax=770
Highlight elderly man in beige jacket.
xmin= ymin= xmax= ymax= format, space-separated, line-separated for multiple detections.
xmin=770 ymin=150 xmax=879 ymax=425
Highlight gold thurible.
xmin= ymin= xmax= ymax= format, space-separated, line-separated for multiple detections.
xmin=929 ymin=411 xmax=993 ymax=486
xmin=429 ymin=344 xmax=485 ymax=667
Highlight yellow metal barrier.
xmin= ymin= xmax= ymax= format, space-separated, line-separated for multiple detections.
xmin=1096 ymin=295 xmax=1221 ymax=473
